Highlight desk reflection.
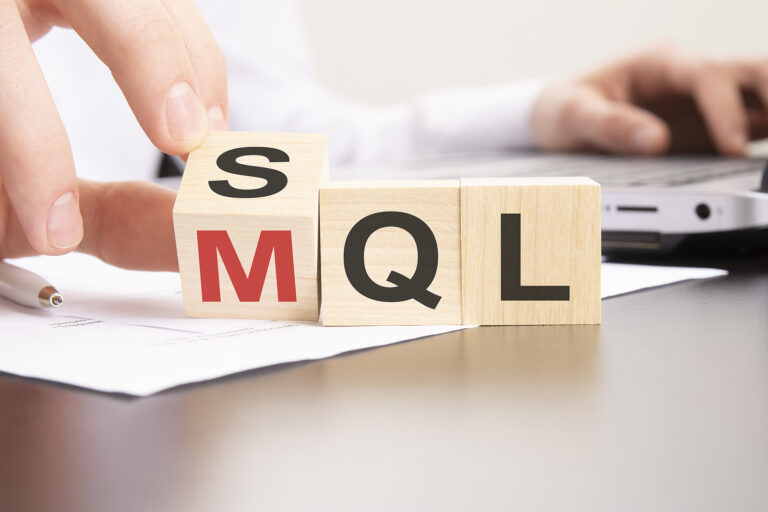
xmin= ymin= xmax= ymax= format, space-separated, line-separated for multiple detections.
xmin=1 ymin=325 xmax=602 ymax=512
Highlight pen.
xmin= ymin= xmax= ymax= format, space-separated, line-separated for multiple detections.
xmin=0 ymin=261 xmax=63 ymax=309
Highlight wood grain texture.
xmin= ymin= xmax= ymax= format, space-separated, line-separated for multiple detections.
xmin=320 ymin=181 xmax=462 ymax=326
xmin=173 ymin=131 xmax=328 ymax=320
xmin=460 ymin=177 xmax=601 ymax=325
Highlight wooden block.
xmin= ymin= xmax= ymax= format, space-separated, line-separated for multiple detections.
xmin=320 ymin=180 xmax=462 ymax=326
xmin=460 ymin=177 xmax=601 ymax=325
xmin=173 ymin=131 xmax=328 ymax=320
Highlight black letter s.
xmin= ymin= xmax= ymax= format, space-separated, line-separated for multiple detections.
xmin=209 ymin=147 xmax=289 ymax=198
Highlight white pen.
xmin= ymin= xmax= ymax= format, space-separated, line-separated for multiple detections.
xmin=0 ymin=261 xmax=63 ymax=309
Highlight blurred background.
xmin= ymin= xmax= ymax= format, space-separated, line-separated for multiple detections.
xmin=299 ymin=0 xmax=768 ymax=105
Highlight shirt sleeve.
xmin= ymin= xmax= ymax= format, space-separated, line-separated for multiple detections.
xmin=203 ymin=0 xmax=546 ymax=167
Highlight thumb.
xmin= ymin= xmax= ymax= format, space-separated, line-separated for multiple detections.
xmin=78 ymin=180 xmax=179 ymax=272
xmin=572 ymin=90 xmax=671 ymax=155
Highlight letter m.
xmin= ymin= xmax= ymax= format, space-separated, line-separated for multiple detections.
xmin=197 ymin=230 xmax=297 ymax=302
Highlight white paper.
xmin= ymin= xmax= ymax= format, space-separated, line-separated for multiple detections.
xmin=601 ymin=261 xmax=727 ymax=298
xmin=0 ymin=253 xmax=726 ymax=396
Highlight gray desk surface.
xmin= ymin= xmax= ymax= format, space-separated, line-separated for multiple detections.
xmin=1 ymin=256 xmax=767 ymax=512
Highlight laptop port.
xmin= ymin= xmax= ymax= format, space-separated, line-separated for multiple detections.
xmin=602 ymin=231 xmax=661 ymax=250
xmin=616 ymin=205 xmax=658 ymax=213
xmin=695 ymin=203 xmax=711 ymax=220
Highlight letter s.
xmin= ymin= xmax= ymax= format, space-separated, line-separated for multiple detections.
xmin=208 ymin=147 xmax=289 ymax=198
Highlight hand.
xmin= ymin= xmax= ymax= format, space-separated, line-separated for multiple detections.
xmin=531 ymin=42 xmax=768 ymax=156
xmin=0 ymin=179 xmax=179 ymax=271
xmin=1 ymin=0 xmax=227 ymax=257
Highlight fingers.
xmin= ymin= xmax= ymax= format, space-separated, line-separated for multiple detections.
xmin=0 ymin=179 xmax=178 ymax=271
xmin=78 ymin=180 xmax=178 ymax=271
xmin=732 ymin=59 xmax=768 ymax=112
xmin=12 ymin=1 xmax=61 ymax=41
xmin=159 ymin=0 xmax=229 ymax=130
xmin=756 ymin=65 xmax=768 ymax=114
xmin=731 ymin=61 xmax=768 ymax=144
xmin=748 ymin=110 xmax=768 ymax=141
xmin=51 ymin=0 xmax=226 ymax=155
xmin=599 ymin=45 xmax=766 ymax=156
xmin=0 ymin=1 xmax=82 ymax=255
xmin=565 ymin=88 xmax=670 ymax=155
xmin=690 ymin=67 xmax=748 ymax=156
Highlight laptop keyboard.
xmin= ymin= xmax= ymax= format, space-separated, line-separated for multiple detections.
xmin=342 ymin=152 xmax=767 ymax=188
xmin=482 ymin=154 xmax=766 ymax=187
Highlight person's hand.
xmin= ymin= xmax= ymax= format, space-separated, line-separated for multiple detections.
xmin=531 ymin=42 xmax=768 ymax=156
xmin=0 ymin=179 xmax=179 ymax=271
xmin=1 ymin=0 xmax=227 ymax=258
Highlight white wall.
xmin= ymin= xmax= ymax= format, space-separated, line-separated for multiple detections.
xmin=298 ymin=0 xmax=768 ymax=105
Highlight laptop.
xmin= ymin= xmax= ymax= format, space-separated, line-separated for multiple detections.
xmin=341 ymin=152 xmax=768 ymax=256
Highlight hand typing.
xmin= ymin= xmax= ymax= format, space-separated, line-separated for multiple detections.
xmin=532 ymin=43 xmax=768 ymax=156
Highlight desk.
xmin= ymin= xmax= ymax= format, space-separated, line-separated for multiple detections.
xmin=1 ymin=256 xmax=767 ymax=511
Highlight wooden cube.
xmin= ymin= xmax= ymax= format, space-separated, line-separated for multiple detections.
xmin=320 ymin=181 xmax=462 ymax=326
xmin=460 ymin=177 xmax=601 ymax=325
xmin=173 ymin=131 xmax=328 ymax=320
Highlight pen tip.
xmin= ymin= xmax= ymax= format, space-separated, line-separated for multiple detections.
xmin=39 ymin=286 xmax=63 ymax=308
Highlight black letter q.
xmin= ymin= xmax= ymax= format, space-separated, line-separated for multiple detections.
xmin=343 ymin=212 xmax=441 ymax=309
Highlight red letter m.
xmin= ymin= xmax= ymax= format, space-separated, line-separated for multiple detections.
xmin=197 ymin=230 xmax=297 ymax=303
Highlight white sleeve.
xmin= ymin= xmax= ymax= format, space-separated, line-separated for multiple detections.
xmin=201 ymin=0 xmax=545 ymax=166
xmin=229 ymin=77 xmax=546 ymax=167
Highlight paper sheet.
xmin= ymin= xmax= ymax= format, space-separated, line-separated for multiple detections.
xmin=600 ymin=262 xmax=728 ymax=298
xmin=0 ymin=253 xmax=726 ymax=396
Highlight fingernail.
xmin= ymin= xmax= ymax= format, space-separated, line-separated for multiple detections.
xmin=47 ymin=192 xmax=83 ymax=249
xmin=631 ymin=126 xmax=663 ymax=153
xmin=166 ymin=82 xmax=209 ymax=141
xmin=208 ymin=106 xmax=228 ymax=131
